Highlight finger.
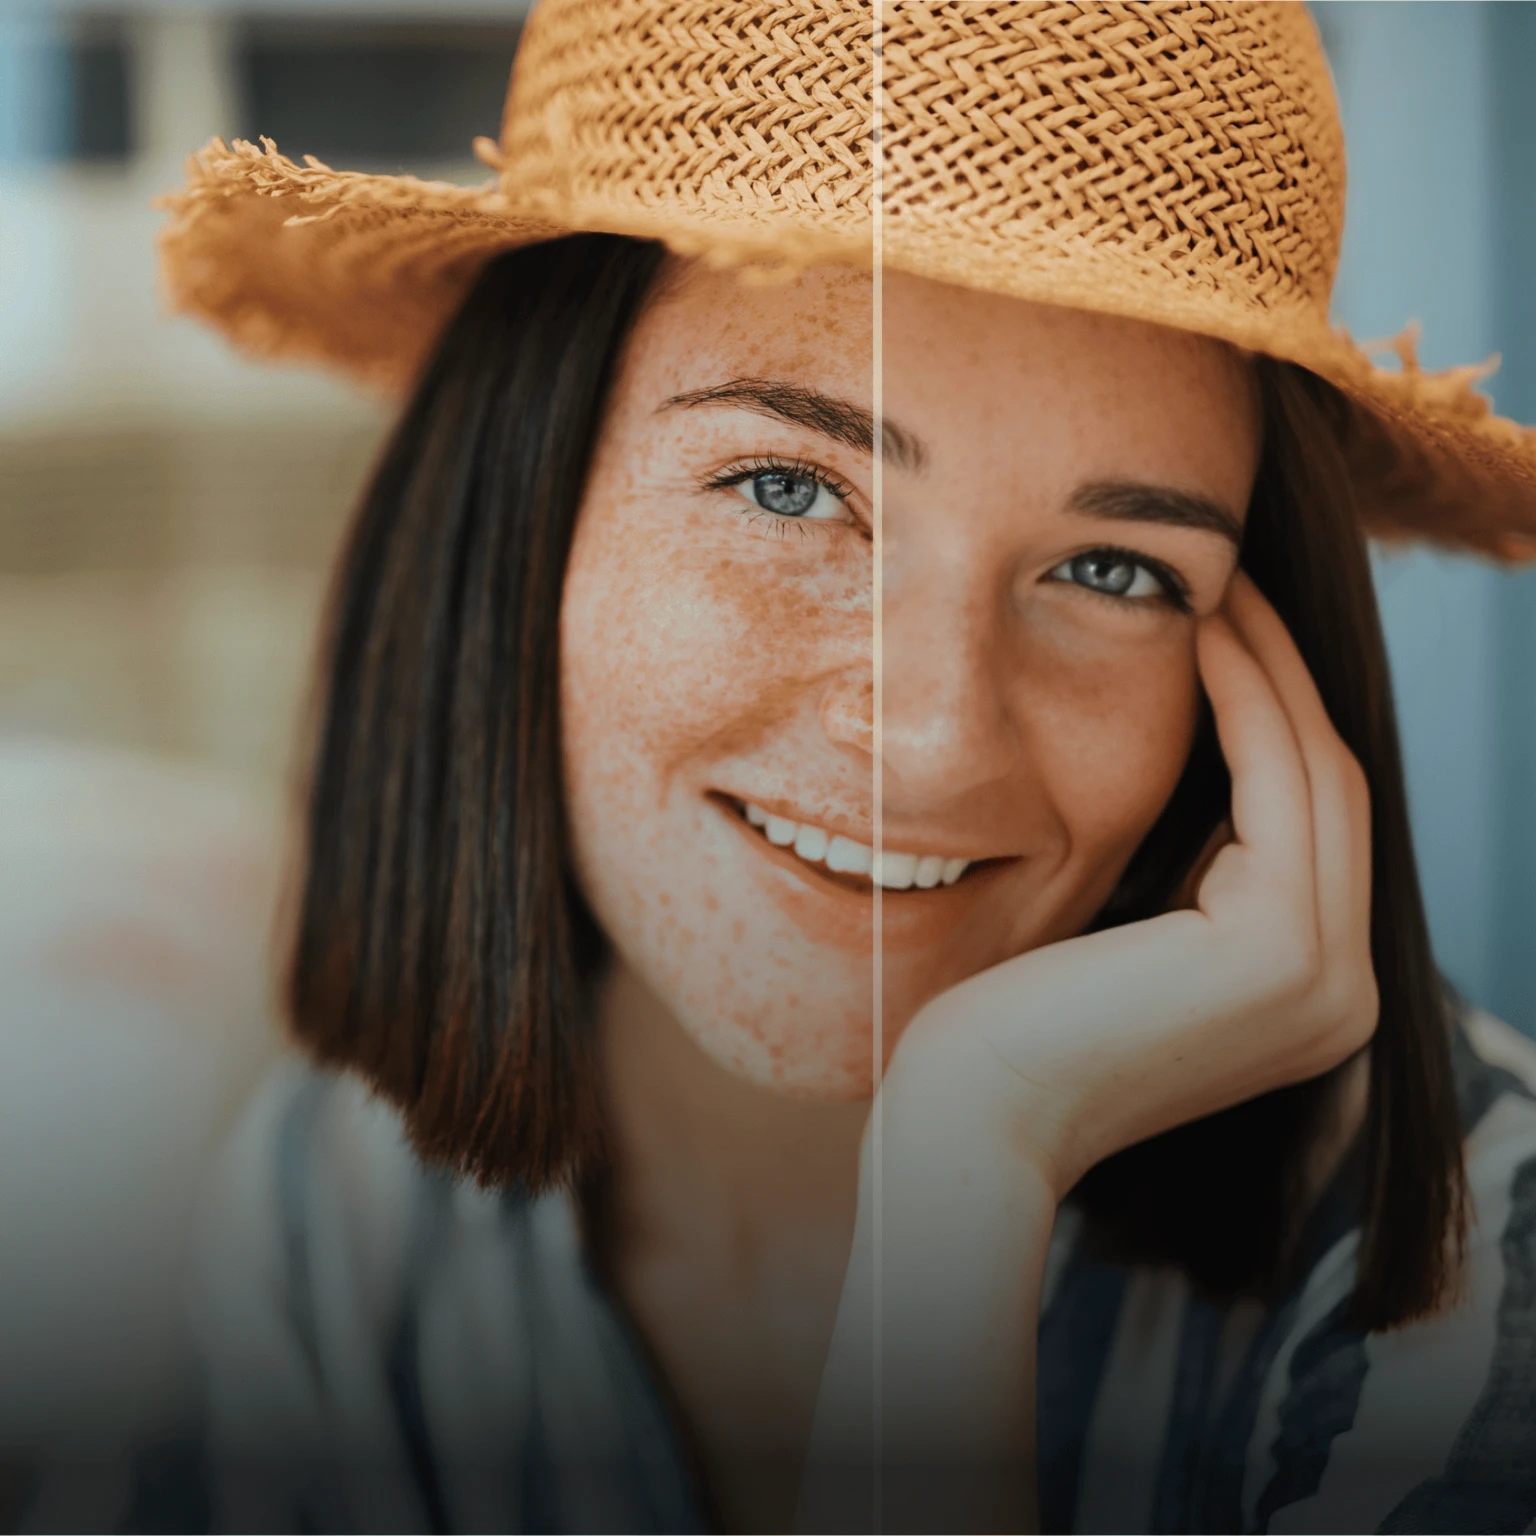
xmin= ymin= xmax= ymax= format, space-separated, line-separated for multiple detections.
xmin=1195 ymin=612 xmax=1314 ymax=917
xmin=1170 ymin=817 xmax=1233 ymax=911
xmin=1223 ymin=574 xmax=1372 ymax=959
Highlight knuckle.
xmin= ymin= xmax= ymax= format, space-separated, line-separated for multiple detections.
xmin=1347 ymin=969 xmax=1381 ymax=1046
xmin=1338 ymin=745 xmax=1372 ymax=815
xmin=1308 ymin=963 xmax=1379 ymax=1065
xmin=1264 ymin=922 xmax=1323 ymax=997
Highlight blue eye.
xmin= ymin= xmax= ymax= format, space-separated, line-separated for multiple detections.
xmin=1051 ymin=549 xmax=1170 ymax=601
xmin=736 ymin=471 xmax=844 ymax=521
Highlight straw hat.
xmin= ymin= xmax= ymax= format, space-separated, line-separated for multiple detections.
xmin=158 ymin=0 xmax=1536 ymax=558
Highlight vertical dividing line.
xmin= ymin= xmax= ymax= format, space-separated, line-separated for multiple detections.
xmin=870 ymin=3 xmax=886 ymax=1530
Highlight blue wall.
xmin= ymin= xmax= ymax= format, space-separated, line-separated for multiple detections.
xmin=1316 ymin=2 xmax=1536 ymax=1032
xmin=1487 ymin=5 xmax=1536 ymax=1035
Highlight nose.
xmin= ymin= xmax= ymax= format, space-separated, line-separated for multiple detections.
xmin=876 ymin=566 xmax=1019 ymax=808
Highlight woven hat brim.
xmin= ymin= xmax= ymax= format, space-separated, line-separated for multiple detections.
xmin=158 ymin=139 xmax=1536 ymax=561
xmin=157 ymin=138 xmax=867 ymax=394
xmin=157 ymin=140 xmax=559 ymax=395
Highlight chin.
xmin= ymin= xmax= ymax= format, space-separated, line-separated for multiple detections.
xmin=674 ymin=989 xmax=881 ymax=1102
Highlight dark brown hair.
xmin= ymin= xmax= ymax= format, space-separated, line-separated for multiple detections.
xmin=289 ymin=234 xmax=664 ymax=1187
xmin=1077 ymin=358 xmax=1467 ymax=1329
xmin=289 ymin=237 xmax=1465 ymax=1329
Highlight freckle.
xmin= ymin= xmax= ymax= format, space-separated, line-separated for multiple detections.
xmin=731 ymin=919 xmax=745 ymax=942
xmin=704 ymin=893 xmax=719 ymax=913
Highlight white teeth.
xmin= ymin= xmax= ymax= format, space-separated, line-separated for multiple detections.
xmin=793 ymin=824 xmax=829 ymax=862
xmin=826 ymin=835 xmax=872 ymax=876
xmin=870 ymin=850 xmax=916 ymax=890
xmin=765 ymin=815 xmax=797 ymax=846
xmin=914 ymin=854 xmax=945 ymax=889
xmin=739 ymin=802 xmax=972 ymax=890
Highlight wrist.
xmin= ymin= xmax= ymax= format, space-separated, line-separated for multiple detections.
xmin=876 ymin=1005 xmax=1079 ymax=1203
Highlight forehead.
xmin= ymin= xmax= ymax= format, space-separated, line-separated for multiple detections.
xmin=881 ymin=270 xmax=1262 ymax=505
xmin=623 ymin=259 xmax=1261 ymax=505
xmin=623 ymin=260 xmax=874 ymax=395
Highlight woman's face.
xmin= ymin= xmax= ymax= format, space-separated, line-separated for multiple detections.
xmin=561 ymin=263 xmax=1261 ymax=1099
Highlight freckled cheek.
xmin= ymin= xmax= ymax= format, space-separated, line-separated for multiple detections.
xmin=568 ymin=519 xmax=854 ymax=721
xmin=559 ymin=507 xmax=876 ymax=1092
xmin=560 ymin=512 xmax=861 ymax=801
xmin=1021 ymin=636 xmax=1201 ymax=865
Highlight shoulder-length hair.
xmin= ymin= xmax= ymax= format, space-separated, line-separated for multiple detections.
xmin=287 ymin=234 xmax=1466 ymax=1331
xmin=1078 ymin=358 xmax=1467 ymax=1330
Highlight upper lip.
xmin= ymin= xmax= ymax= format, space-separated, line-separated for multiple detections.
xmin=715 ymin=792 xmax=1006 ymax=863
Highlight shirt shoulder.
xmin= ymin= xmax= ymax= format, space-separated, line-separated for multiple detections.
xmin=1247 ymin=1012 xmax=1536 ymax=1535
xmin=189 ymin=1056 xmax=476 ymax=1530
xmin=186 ymin=1056 xmax=701 ymax=1534
xmin=191 ymin=1054 xmax=434 ymax=1367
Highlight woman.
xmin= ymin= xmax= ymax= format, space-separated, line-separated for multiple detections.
xmin=155 ymin=3 xmax=1536 ymax=1533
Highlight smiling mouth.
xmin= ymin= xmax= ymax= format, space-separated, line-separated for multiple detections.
xmin=720 ymin=796 xmax=980 ymax=892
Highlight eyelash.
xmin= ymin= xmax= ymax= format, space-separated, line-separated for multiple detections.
xmin=1056 ymin=545 xmax=1194 ymax=614
xmin=701 ymin=455 xmax=857 ymax=537
xmin=696 ymin=462 xmax=1189 ymax=612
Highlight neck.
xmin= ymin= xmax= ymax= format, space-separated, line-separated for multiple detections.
xmin=594 ymin=959 xmax=868 ymax=1283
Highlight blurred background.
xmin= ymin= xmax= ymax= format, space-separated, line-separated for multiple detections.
xmin=0 ymin=0 xmax=526 ymax=784
xmin=0 ymin=0 xmax=528 ymax=1509
xmin=1312 ymin=2 xmax=1536 ymax=1042
xmin=0 ymin=0 xmax=1534 ymax=1512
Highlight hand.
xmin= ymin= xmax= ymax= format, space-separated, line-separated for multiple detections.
xmin=888 ymin=569 xmax=1380 ymax=1198
xmin=803 ymin=572 xmax=1379 ymax=1533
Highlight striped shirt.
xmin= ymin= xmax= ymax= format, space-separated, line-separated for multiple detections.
xmin=127 ymin=1009 xmax=1536 ymax=1534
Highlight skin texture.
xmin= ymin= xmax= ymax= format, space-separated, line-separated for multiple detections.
xmin=561 ymin=263 xmax=1261 ymax=1098
xmin=809 ymin=573 xmax=1378 ymax=1531
xmin=557 ymin=261 xmax=1322 ymax=1533
xmin=875 ymin=274 xmax=1259 ymax=1043
xmin=561 ymin=264 xmax=877 ymax=1096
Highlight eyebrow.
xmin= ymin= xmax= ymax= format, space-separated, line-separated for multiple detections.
xmin=1067 ymin=480 xmax=1245 ymax=547
xmin=659 ymin=377 xmax=929 ymax=473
